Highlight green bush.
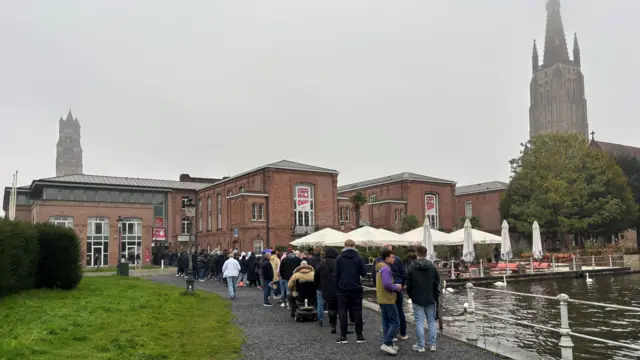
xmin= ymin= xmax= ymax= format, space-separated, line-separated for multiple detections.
xmin=0 ymin=219 xmax=39 ymax=297
xmin=35 ymin=223 xmax=82 ymax=290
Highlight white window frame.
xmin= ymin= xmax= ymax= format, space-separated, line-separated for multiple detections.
xmin=227 ymin=190 xmax=232 ymax=197
xmin=339 ymin=207 xmax=344 ymax=222
xmin=87 ymin=216 xmax=109 ymax=267
xmin=216 ymin=193 xmax=222 ymax=229
xmin=253 ymin=240 xmax=264 ymax=254
xmin=197 ymin=198 xmax=203 ymax=232
xmin=251 ymin=203 xmax=265 ymax=220
xmin=49 ymin=215 xmax=74 ymax=228
xmin=346 ymin=207 xmax=351 ymax=222
xmin=181 ymin=217 xmax=192 ymax=235
xmin=181 ymin=196 xmax=192 ymax=209
xmin=425 ymin=194 xmax=439 ymax=229
xmin=120 ymin=218 xmax=142 ymax=266
xmin=369 ymin=194 xmax=376 ymax=203
xmin=239 ymin=187 xmax=245 ymax=193
xmin=207 ymin=196 xmax=212 ymax=231
xmin=464 ymin=201 xmax=473 ymax=218
xmin=294 ymin=184 xmax=314 ymax=227
xmin=395 ymin=209 xmax=400 ymax=223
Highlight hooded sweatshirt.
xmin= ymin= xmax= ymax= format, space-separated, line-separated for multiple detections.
xmin=279 ymin=252 xmax=302 ymax=280
xmin=334 ymin=247 xmax=367 ymax=292
xmin=287 ymin=264 xmax=315 ymax=297
xmin=406 ymin=258 xmax=440 ymax=307
xmin=376 ymin=261 xmax=401 ymax=305
xmin=315 ymin=248 xmax=339 ymax=302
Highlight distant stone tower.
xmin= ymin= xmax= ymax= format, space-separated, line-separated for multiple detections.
xmin=56 ymin=110 xmax=83 ymax=176
xmin=529 ymin=0 xmax=588 ymax=139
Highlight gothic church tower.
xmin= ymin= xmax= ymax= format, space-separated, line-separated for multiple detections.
xmin=56 ymin=110 xmax=83 ymax=176
xmin=529 ymin=0 xmax=588 ymax=139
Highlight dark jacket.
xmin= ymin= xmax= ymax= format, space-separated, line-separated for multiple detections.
xmin=314 ymin=248 xmax=338 ymax=303
xmin=215 ymin=253 xmax=226 ymax=273
xmin=310 ymin=253 xmax=322 ymax=269
xmin=246 ymin=255 xmax=258 ymax=281
xmin=374 ymin=254 xmax=407 ymax=285
xmin=279 ymin=252 xmax=302 ymax=280
xmin=239 ymin=256 xmax=248 ymax=273
xmin=261 ymin=257 xmax=274 ymax=282
xmin=334 ymin=248 xmax=367 ymax=292
xmin=406 ymin=258 xmax=440 ymax=307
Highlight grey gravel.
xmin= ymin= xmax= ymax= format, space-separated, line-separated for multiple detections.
xmin=150 ymin=275 xmax=505 ymax=360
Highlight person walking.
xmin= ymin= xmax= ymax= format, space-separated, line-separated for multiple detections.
xmin=375 ymin=244 xmax=408 ymax=341
xmin=222 ymin=253 xmax=241 ymax=300
xmin=279 ymin=249 xmax=301 ymax=309
xmin=315 ymin=247 xmax=339 ymax=333
xmin=406 ymin=245 xmax=440 ymax=353
xmin=238 ymin=252 xmax=248 ymax=286
xmin=261 ymin=252 xmax=275 ymax=306
xmin=270 ymin=251 xmax=281 ymax=300
xmin=246 ymin=252 xmax=258 ymax=287
xmin=376 ymin=248 xmax=403 ymax=355
xmin=334 ymin=239 xmax=367 ymax=344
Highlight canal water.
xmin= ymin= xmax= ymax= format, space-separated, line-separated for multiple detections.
xmin=365 ymin=274 xmax=640 ymax=360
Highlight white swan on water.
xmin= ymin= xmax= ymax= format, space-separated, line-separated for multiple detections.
xmin=586 ymin=272 xmax=594 ymax=283
xmin=443 ymin=280 xmax=456 ymax=294
xmin=494 ymin=275 xmax=507 ymax=287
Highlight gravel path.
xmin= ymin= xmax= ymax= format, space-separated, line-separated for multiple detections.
xmin=150 ymin=275 xmax=505 ymax=360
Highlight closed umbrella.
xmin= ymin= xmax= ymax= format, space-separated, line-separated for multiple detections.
xmin=500 ymin=220 xmax=512 ymax=261
xmin=423 ymin=217 xmax=436 ymax=261
xmin=532 ymin=221 xmax=544 ymax=260
xmin=462 ymin=218 xmax=475 ymax=262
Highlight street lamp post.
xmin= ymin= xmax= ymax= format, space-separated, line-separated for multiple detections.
xmin=116 ymin=216 xmax=123 ymax=276
xmin=184 ymin=198 xmax=196 ymax=292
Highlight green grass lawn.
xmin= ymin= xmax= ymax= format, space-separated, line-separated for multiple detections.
xmin=0 ymin=276 xmax=243 ymax=360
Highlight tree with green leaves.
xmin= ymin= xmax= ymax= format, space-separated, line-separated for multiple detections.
xmin=613 ymin=153 xmax=640 ymax=230
xmin=401 ymin=214 xmax=420 ymax=232
xmin=348 ymin=191 xmax=367 ymax=228
xmin=459 ymin=216 xmax=481 ymax=229
xmin=500 ymin=133 xmax=637 ymax=247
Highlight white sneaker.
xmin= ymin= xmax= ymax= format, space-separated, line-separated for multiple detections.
xmin=412 ymin=344 xmax=425 ymax=353
xmin=280 ymin=302 xmax=285 ymax=308
xmin=392 ymin=344 xmax=399 ymax=351
xmin=380 ymin=344 xmax=398 ymax=355
xmin=429 ymin=345 xmax=437 ymax=352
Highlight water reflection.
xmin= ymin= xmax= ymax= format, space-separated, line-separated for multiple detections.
xmin=367 ymin=274 xmax=640 ymax=360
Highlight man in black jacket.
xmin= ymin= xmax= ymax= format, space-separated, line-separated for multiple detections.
xmin=334 ymin=239 xmax=367 ymax=344
xmin=261 ymin=252 xmax=275 ymax=307
xmin=279 ymin=250 xmax=301 ymax=309
xmin=315 ymin=248 xmax=339 ymax=333
xmin=406 ymin=246 xmax=440 ymax=353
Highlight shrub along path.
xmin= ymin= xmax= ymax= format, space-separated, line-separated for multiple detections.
xmin=0 ymin=276 xmax=242 ymax=360
xmin=151 ymin=275 xmax=505 ymax=360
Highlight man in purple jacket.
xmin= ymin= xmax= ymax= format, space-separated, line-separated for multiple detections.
xmin=375 ymin=248 xmax=403 ymax=355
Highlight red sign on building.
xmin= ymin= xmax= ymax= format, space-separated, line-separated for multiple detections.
xmin=154 ymin=217 xmax=164 ymax=228
xmin=297 ymin=186 xmax=310 ymax=211
xmin=153 ymin=228 xmax=166 ymax=241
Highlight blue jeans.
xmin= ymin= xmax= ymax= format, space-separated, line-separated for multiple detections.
xmin=199 ymin=268 xmax=206 ymax=280
xmin=226 ymin=276 xmax=237 ymax=298
xmin=316 ymin=290 xmax=324 ymax=321
xmin=279 ymin=279 xmax=289 ymax=300
xmin=413 ymin=303 xmax=437 ymax=348
xmin=396 ymin=291 xmax=407 ymax=336
xmin=380 ymin=304 xmax=399 ymax=346
xmin=263 ymin=280 xmax=272 ymax=304
xmin=238 ymin=272 xmax=246 ymax=283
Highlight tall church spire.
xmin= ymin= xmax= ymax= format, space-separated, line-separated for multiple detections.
xmin=532 ymin=39 xmax=539 ymax=74
xmin=543 ymin=0 xmax=570 ymax=67
xmin=573 ymin=32 xmax=581 ymax=66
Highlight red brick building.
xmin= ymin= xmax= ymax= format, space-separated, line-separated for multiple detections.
xmin=337 ymin=173 xmax=457 ymax=232
xmin=2 ymin=160 xmax=338 ymax=267
xmin=454 ymin=181 xmax=507 ymax=235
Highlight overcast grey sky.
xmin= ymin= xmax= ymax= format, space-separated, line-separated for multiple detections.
xmin=1 ymin=0 xmax=639 ymax=193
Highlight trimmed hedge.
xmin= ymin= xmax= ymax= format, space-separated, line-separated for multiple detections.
xmin=0 ymin=219 xmax=83 ymax=298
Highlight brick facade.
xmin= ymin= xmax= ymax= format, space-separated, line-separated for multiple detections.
xmin=454 ymin=189 xmax=504 ymax=234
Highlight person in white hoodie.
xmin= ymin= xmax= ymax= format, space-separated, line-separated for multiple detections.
xmin=222 ymin=253 xmax=241 ymax=300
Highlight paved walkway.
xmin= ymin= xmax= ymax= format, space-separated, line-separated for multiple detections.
xmin=150 ymin=275 xmax=505 ymax=360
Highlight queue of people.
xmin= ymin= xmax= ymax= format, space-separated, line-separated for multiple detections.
xmin=210 ymin=241 xmax=440 ymax=356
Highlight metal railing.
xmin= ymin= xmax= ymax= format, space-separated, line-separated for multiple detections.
xmin=462 ymin=283 xmax=640 ymax=360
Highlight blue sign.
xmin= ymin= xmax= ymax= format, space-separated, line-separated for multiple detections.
xmin=234 ymin=228 xmax=238 ymax=237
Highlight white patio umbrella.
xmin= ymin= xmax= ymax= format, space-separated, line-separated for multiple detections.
xmin=461 ymin=218 xmax=475 ymax=262
xmin=323 ymin=226 xmax=386 ymax=247
xmin=450 ymin=228 xmax=502 ymax=244
xmin=532 ymin=221 xmax=544 ymax=260
xmin=500 ymin=220 xmax=513 ymax=261
xmin=400 ymin=227 xmax=461 ymax=246
xmin=290 ymin=228 xmax=348 ymax=247
xmin=423 ymin=217 xmax=436 ymax=261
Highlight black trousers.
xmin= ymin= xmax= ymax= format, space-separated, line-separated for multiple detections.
xmin=338 ymin=288 xmax=363 ymax=337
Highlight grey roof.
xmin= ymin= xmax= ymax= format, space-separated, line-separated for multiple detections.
xmin=36 ymin=174 xmax=212 ymax=191
xmin=338 ymin=172 xmax=455 ymax=193
xmin=455 ymin=181 xmax=508 ymax=196
xmin=265 ymin=160 xmax=338 ymax=174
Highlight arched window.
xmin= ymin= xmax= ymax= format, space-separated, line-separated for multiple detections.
xmin=197 ymin=198 xmax=203 ymax=232
xmin=87 ymin=217 xmax=109 ymax=267
xmin=424 ymin=194 xmax=439 ymax=229
xmin=207 ymin=196 xmax=212 ymax=231
xmin=293 ymin=184 xmax=314 ymax=230
xmin=120 ymin=217 xmax=142 ymax=265
xmin=253 ymin=239 xmax=264 ymax=254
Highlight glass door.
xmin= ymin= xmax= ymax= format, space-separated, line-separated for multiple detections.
xmin=92 ymin=247 xmax=103 ymax=267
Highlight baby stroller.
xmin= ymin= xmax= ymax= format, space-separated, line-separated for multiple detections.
xmin=292 ymin=280 xmax=318 ymax=322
